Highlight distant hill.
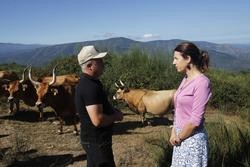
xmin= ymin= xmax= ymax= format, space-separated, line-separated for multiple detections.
xmin=0 ymin=37 xmax=250 ymax=71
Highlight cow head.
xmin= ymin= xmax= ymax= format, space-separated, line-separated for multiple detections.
xmin=7 ymin=67 xmax=29 ymax=102
xmin=0 ymin=71 xmax=20 ymax=95
xmin=113 ymin=80 xmax=129 ymax=100
xmin=1 ymin=80 xmax=10 ymax=97
xmin=1 ymin=76 xmax=16 ymax=97
xmin=28 ymin=66 xmax=57 ymax=107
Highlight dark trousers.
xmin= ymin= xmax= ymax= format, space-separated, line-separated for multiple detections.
xmin=82 ymin=142 xmax=115 ymax=167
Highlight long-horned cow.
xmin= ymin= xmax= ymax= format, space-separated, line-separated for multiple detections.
xmin=29 ymin=66 xmax=80 ymax=134
xmin=0 ymin=70 xmax=20 ymax=113
xmin=6 ymin=68 xmax=38 ymax=115
xmin=113 ymin=80 xmax=176 ymax=124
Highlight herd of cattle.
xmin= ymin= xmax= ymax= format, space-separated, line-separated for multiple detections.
xmin=0 ymin=67 xmax=176 ymax=134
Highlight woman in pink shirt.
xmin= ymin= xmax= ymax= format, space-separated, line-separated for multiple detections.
xmin=170 ymin=42 xmax=212 ymax=167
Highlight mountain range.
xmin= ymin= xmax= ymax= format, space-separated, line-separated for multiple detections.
xmin=0 ymin=37 xmax=250 ymax=71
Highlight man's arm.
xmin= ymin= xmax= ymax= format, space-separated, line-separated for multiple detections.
xmin=86 ymin=104 xmax=123 ymax=127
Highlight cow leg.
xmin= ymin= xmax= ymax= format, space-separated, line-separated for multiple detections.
xmin=73 ymin=123 xmax=78 ymax=135
xmin=57 ymin=117 xmax=64 ymax=134
xmin=14 ymin=98 xmax=20 ymax=112
xmin=38 ymin=107 xmax=44 ymax=121
xmin=8 ymin=101 xmax=14 ymax=114
xmin=141 ymin=113 xmax=151 ymax=126
xmin=139 ymin=114 xmax=143 ymax=123
xmin=141 ymin=112 xmax=146 ymax=124
xmin=146 ymin=119 xmax=152 ymax=126
xmin=145 ymin=113 xmax=152 ymax=126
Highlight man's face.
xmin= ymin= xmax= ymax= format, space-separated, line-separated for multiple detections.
xmin=91 ymin=58 xmax=105 ymax=77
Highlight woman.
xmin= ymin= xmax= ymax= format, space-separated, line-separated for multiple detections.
xmin=170 ymin=42 xmax=212 ymax=167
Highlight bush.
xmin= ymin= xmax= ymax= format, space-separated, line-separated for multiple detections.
xmin=208 ymin=70 xmax=250 ymax=112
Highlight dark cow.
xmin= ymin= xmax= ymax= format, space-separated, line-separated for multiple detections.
xmin=29 ymin=67 xmax=80 ymax=134
xmin=6 ymin=68 xmax=38 ymax=115
xmin=0 ymin=70 xmax=20 ymax=113
xmin=113 ymin=80 xmax=176 ymax=124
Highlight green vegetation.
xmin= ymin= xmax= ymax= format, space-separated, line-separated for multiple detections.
xmin=208 ymin=70 xmax=250 ymax=110
xmin=1 ymin=48 xmax=249 ymax=116
xmin=37 ymin=49 xmax=250 ymax=116
xmin=146 ymin=115 xmax=250 ymax=167
xmin=0 ymin=63 xmax=26 ymax=76
xmin=1 ymin=47 xmax=249 ymax=166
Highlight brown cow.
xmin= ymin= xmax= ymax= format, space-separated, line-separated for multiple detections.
xmin=113 ymin=80 xmax=176 ymax=124
xmin=6 ymin=68 xmax=38 ymax=115
xmin=0 ymin=70 xmax=20 ymax=113
xmin=29 ymin=66 xmax=80 ymax=134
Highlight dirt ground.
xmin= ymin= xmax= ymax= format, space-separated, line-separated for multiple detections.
xmin=0 ymin=102 xmax=174 ymax=167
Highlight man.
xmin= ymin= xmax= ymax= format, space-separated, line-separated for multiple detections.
xmin=75 ymin=45 xmax=123 ymax=167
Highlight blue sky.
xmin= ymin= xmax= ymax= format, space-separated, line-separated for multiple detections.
xmin=1 ymin=0 xmax=250 ymax=44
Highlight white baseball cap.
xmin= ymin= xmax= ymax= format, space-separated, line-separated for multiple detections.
xmin=77 ymin=45 xmax=107 ymax=65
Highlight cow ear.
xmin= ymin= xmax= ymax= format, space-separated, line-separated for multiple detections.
xmin=2 ymin=84 xmax=9 ymax=90
xmin=51 ymin=88 xmax=59 ymax=96
xmin=124 ymin=86 xmax=129 ymax=92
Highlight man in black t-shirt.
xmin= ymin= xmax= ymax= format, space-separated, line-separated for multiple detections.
xmin=75 ymin=45 xmax=123 ymax=167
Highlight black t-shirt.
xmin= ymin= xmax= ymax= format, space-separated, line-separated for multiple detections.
xmin=75 ymin=73 xmax=114 ymax=144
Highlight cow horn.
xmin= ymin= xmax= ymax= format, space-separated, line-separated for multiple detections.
xmin=19 ymin=67 xmax=28 ymax=83
xmin=49 ymin=66 xmax=57 ymax=86
xmin=28 ymin=67 xmax=40 ymax=86
xmin=115 ymin=82 xmax=120 ymax=88
xmin=119 ymin=80 xmax=125 ymax=86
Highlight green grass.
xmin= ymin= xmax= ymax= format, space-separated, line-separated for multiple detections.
xmin=146 ymin=113 xmax=250 ymax=167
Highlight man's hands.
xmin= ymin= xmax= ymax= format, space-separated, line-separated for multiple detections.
xmin=113 ymin=108 xmax=123 ymax=122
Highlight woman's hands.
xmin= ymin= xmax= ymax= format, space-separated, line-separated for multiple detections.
xmin=169 ymin=127 xmax=182 ymax=146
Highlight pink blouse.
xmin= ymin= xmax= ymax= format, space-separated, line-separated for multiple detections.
xmin=174 ymin=74 xmax=212 ymax=129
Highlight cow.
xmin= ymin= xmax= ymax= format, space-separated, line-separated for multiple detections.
xmin=113 ymin=80 xmax=176 ymax=124
xmin=0 ymin=70 xmax=20 ymax=113
xmin=29 ymin=66 xmax=80 ymax=134
xmin=5 ymin=68 xmax=38 ymax=115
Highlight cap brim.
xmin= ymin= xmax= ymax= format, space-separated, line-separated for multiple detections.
xmin=92 ymin=52 xmax=107 ymax=59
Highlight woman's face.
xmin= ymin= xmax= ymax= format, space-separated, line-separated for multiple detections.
xmin=173 ymin=51 xmax=190 ymax=73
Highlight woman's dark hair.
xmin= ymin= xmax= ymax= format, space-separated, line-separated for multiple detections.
xmin=174 ymin=42 xmax=209 ymax=72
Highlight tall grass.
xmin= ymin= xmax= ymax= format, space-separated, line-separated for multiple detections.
xmin=206 ymin=118 xmax=250 ymax=167
xmin=144 ymin=130 xmax=173 ymax=167
xmin=147 ymin=116 xmax=250 ymax=167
